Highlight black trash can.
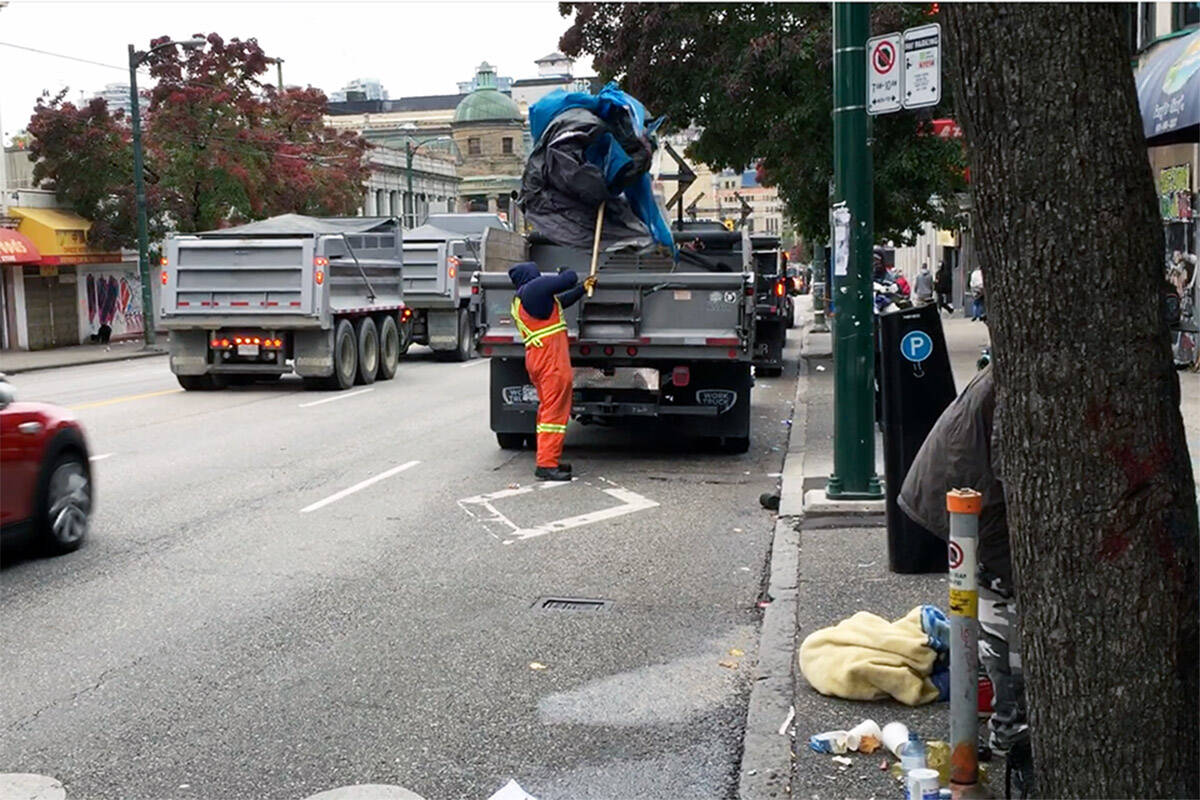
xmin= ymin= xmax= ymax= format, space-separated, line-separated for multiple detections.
xmin=878 ymin=303 xmax=957 ymax=573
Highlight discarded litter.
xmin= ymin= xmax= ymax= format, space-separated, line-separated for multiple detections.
xmin=926 ymin=739 xmax=950 ymax=786
xmin=778 ymin=706 xmax=796 ymax=736
xmin=816 ymin=365 xmax=826 ymax=371
xmin=809 ymin=730 xmax=852 ymax=754
xmin=507 ymin=483 xmax=521 ymax=490
xmin=881 ymin=722 xmax=910 ymax=758
xmin=809 ymin=719 xmax=881 ymax=755
xmin=848 ymin=719 xmax=882 ymax=753
xmin=528 ymin=662 xmax=548 ymax=671
xmin=729 ymin=648 xmax=745 ymax=657
xmin=831 ymin=756 xmax=852 ymax=767
xmin=718 ymin=659 xmax=739 ymax=670
xmin=756 ymin=599 xmax=771 ymax=609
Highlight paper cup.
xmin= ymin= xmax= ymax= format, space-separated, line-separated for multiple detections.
xmin=881 ymin=721 xmax=909 ymax=758
xmin=905 ymin=767 xmax=939 ymax=800
xmin=848 ymin=719 xmax=881 ymax=743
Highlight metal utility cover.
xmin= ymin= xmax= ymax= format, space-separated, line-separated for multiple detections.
xmin=903 ymin=23 xmax=942 ymax=109
xmin=867 ymin=32 xmax=903 ymax=115
xmin=534 ymin=597 xmax=612 ymax=612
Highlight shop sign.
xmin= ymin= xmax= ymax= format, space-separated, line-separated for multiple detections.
xmin=1159 ymin=164 xmax=1194 ymax=222
xmin=39 ymin=264 xmax=59 ymax=277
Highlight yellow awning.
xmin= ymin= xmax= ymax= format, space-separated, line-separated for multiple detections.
xmin=10 ymin=207 xmax=121 ymax=264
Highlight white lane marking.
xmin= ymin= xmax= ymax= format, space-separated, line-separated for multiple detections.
xmin=298 ymin=388 xmax=374 ymax=408
xmin=89 ymin=453 xmax=114 ymax=462
xmin=301 ymin=460 xmax=420 ymax=513
xmin=0 ymin=774 xmax=66 ymax=800
xmin=460 ymin=358 xmax=488 ymax=368
xmin=458 ymin=479 xmax=658 ymax=545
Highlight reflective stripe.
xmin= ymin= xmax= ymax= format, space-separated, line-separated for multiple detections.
xmin=536 ymin=423 xmax=567 ymax=434
xmin=512 ymin=297 xmax=567 ymax=348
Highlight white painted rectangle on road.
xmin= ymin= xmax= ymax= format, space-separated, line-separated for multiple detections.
xmin=298 ymin=388 xmax=373 ymax=408
xmin=89 ymin=453 xmax=114 ymax=462
xmin=300 ymin=460 xmax=420 ymax=513
xmin=460 ymin=358 xmax=488 ymax=368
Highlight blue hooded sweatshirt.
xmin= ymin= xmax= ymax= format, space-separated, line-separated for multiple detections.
xmin=508 ymin=262 xmax=586 ymax=320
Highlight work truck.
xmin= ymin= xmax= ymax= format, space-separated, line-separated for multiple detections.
xmin=470 ymin=229 xmax=757 ymax=453
xmin=161 ymin=214 xmax=408 ymax=391
xmin=400 ymin=213 xmax=507 ymax=362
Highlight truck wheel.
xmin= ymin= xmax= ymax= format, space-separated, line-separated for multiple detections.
xmin=327 ymin=318 xmax=358 ymax=390
xmin=177 ymin=375 xmax=209 ymax=391
xmin=757 ymin=366 xmax=783 ymax=378
xmin=496 ymin=432 xmax=527 ymax=450
xmin=719 ymin=436 xmax=751 ymax=455
xmin=377 ymin=315 xmax=400 ymax=380
xmin=37 ymin=450 xmax=91 ymax=555
xmin=354 ymin=316 xmax=379 ymax=385
xmin=451 ymin=308 xmax=473 ymax=362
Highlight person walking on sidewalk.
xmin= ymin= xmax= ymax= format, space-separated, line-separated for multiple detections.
xmin=935 ymin=263 xmax=954 ymax=315
xmin=914 ymin=263 xmax=935 ymax=306
xmin=897 ymin=365 xmax=1033 ymax=798
xmin=969 ymin=266 xmax=986 ymax=321
xmin=507 ymin=262 xmax=596 ymax=481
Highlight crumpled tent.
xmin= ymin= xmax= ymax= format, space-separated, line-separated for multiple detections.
xmin=520 ymin=83 xmax=675 ymax=253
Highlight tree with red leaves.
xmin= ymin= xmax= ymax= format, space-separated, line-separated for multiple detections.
xmin=26 ymin=33 xmax=368 ymax=249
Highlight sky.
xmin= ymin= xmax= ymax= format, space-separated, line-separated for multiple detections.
xmin=0 ymin=0 xmax=593 ymax=144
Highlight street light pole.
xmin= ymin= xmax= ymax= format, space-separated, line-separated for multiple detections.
xmin=827 ymin=2 xmax=882 ymax=499
xmin=128 ymin=37 xmax=206 ymax=349
xmin=404 ymin=136 xmax=452 ymax=228
xmin=128 ymin=44 xmax=155 ymax=348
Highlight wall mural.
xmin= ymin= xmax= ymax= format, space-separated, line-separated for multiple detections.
xmin=82 ymin=269 xmax=144 ymax=339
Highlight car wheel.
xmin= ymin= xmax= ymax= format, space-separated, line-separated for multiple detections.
xmin=354 ymin=317 xmax=379 ymax=385
xmin=377 ymin=315 xmax=400 ymax=381
xmin=327 ymin=318 xmax=358 ymax=390
xmin=39 ymin=451 xmax=91 ymax=555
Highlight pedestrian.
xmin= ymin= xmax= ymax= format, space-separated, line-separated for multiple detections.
xmin=507 ymin=262 xmax=596 ymax=481
xmin=970 ymin=266 xmax=986 ymax=321
xmin=898 ymin=365 xmax=1033 ymax=797
xmin=915 ymin=262 xmax=935 ymax=306
xmin=935 ymin=263 xmax=954 ymax=315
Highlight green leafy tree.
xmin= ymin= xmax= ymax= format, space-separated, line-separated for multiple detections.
xmin=559 ymin=2 xmax=967 ymax=244
xmin=26 ymin=34 xmax=369 ymax=249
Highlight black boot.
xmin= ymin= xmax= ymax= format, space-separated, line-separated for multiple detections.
xmin=1005 ymin=740 xmax=1035 ymax=799
xmin=535 ymin=466 xmax=572 ymax=481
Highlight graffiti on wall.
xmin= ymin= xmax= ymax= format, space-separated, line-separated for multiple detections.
xmin=82 ymin=269 xmax=144 ymax=338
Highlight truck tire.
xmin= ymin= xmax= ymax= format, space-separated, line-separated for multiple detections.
xmin=758 ymin=365 xmax=783 ymax=378
xmin=377 ymin=315 xmax=400 ymax=381
xmin=327 ymin=318 xmax=358 ymax=390
xmin=354 ymin=316 xmax=379 ymax=385
xmin=177 ymin=374 xmax=226 ymax=391
xmin=435 ymin=309 xmax=473 ymax=363
xmin=496 ymin=432 xmax=527 ymax=450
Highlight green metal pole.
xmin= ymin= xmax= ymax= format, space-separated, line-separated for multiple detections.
xmin=129 ymin=44 xmax=156 ymax=348
xmin=405 ymin=143 xmax=414 ymax=227
xmin=827 ymin=2 xmax=881 ymax=499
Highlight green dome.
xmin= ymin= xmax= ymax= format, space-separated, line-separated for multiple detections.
xmin=454 ymin=62 xmax=522 ymax=124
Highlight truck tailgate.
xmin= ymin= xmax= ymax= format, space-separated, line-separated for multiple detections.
xmin=400 ymin=240 xmax=449 ymax=298
xmin=164 ymin=237 xmax=315 ymax=315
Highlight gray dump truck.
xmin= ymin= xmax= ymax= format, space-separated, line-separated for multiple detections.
xmin=162 ymin=214 xmax=407 ymax=391
xmin=471 ymin=229 xmax=756 ymax=453
xmin=400 ymin=213 xmax=508 ymax=362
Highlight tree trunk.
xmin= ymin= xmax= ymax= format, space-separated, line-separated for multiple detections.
xmin=944 ymin=5 xmax=1198 ymax=797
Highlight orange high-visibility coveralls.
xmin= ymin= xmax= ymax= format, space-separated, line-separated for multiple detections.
xmin=512 ymin=297 xmax=572 ymax=468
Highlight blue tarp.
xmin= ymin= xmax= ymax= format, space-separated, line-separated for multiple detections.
xmin=529 ymin=83 xmax=674 ymax=252
xmin=1136 ymin=29 xmax=1200 ymax=140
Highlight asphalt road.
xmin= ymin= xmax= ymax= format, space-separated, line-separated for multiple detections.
xmin=1 ymin=338 xmax=801 ymax=800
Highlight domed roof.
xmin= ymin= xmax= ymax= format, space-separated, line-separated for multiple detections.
xmin=454 ymin=62 xmax=522 ymax=124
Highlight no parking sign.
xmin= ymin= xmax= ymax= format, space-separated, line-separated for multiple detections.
xmin=867 ymin=32 xmax=903 ymax=115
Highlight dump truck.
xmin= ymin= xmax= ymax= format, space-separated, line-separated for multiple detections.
xmin=470 ymin=229 xmax=757 ymax=453
xmin=400 ymin=213 xmax=508 ymax=362
xmin=161 ymin=214 xmax=408 ymax=391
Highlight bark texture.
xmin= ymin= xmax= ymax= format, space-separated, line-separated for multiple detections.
xmin=944 ymin=5 xmax=1199 ymax=797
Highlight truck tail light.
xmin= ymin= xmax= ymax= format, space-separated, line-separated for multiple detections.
xmin=672 ymin=366 xmax=690 ymax=387
xmin=775 ymin=279 xmax=786 ymax=297
xmin=160 ymin=270 xmax=168 ymax=285
xmin=745 ymin=285 xmax=755 ymax=296
xmin=401 ymin=308 xmax=413 ymax=321
xmin=447 ymin=256 xmax=460 ymax=280
xmin=315 ymin=270 xmax=325 ymax=285
xmin=160 ymin=256 xmax=168 ymax=267
xmin=580 ymin=345 xmax=591 ymax=355
xmin=603 ymin=345 xmax=615 ymax=356
xmin=626 ymin=346 xmax=638 ymax=356
xmin=314 ymin=256 xmax=328 ymax=286
xmin=210 ymin=339 xmax=221 ymax=348
xmin=471 ymin=285 xmax=479 ymax=295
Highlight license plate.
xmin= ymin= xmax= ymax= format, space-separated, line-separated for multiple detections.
xmin=238 ymin=344 xmax=259 ymax=357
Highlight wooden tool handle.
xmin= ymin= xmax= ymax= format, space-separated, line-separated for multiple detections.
xmin=587 ymin=201 xmax=605 ymax=297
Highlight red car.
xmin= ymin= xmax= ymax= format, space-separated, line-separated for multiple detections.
xmin=0 ymin=377 xmax=92 ymax=555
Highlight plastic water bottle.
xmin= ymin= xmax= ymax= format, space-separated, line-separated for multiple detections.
xmin=900 ymin=731 xmax=926 ymax=773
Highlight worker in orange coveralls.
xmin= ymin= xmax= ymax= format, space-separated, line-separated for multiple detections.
xmin=507 ymin=262 xmax=596 ymax=481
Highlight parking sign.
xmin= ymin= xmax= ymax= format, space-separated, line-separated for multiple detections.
xmin=903 ymin=23 xmax=942 ymax=109
xmin=867 ymin=32 xmax=903 ymax=115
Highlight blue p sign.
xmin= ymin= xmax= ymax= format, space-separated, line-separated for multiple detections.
xmin=900 ymin=330 xmax=933 ymax=363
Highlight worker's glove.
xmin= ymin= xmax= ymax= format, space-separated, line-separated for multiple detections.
xmin=583 ymin=275 xmax=598 ymax=292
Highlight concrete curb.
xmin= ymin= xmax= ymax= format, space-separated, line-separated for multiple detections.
xmin=737 ymin=316 xmax=811 ymax=800
xmin=2 ymin=348 xmax=167 ymax=375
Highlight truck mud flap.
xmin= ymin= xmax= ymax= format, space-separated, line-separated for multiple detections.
xmin=293 ymin=329 xmax=335 ymax=377
xmin=490 ymin=357 xmax=538 ymax=435
xmin=168 ymin=330 xmax=209 ymax=376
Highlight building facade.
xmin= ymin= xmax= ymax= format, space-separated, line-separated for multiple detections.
xmin=451 ymin=64 xmax=526 ymax=223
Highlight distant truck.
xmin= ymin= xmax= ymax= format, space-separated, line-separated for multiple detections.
xmin=400 ymin=213 xmax=508 ymax=362
xmin=471 ymin=229 xmax=756 ymax=453
xmin=161 ymin=214 xmax=407 ymax=391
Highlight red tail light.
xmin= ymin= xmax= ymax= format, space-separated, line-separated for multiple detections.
xmin=160 ymin=270 xmax=168 ymax=285
xmin=401 ymin=308 xmax=413 ymax=320
xmin=220 ymin=338 xmax=230 ymax=348
xmin=626 ymin=346 xmax=638 ymax=356
xmin=314 ymin=256 xmax=329 ymax=267
xmin=775 ymin=280 xmax=786 ymax=297
xmin=210 ymin=339 xmax=220 ymax=348
xmin=745 ymin=285 xmax=755 ymax=296
xmin=315 ymin=270 xmax=325 ymax=285
xmin=580 ymin=345 xmax=591 ymax=355
xmin=471 ymin=285 xmax=480 ymax=295
xmin=603 ymin=345 xmax=615 ymax=356
xmin=672 ymin=366 xmax=690 ymax=387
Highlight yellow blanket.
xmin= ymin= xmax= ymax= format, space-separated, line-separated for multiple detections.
xmin=798 ymin=606 xmax=940 ymax=706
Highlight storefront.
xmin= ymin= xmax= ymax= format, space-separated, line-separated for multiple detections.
xmin=5 ymin=207 xmax=137 ymax=351
xmin=1 ymin=226 xmax=42 ymax=350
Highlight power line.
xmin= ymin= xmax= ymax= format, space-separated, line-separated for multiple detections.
xmin=0 ymin=41 xmax=130 ymax=72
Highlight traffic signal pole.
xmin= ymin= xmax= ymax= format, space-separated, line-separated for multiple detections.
xmin=827 ymin=2 xmax=883 ymax=499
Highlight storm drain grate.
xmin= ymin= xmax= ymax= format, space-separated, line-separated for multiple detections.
xmin=534 ymin=596 xmax=613 ymax=613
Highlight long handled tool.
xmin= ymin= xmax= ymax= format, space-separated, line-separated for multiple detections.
xmin=587 ymin=201 xmax=605 ymax=297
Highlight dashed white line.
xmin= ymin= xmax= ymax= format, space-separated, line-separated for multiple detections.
xmin=89 ymin=453 xmax=114 ymax=462
xmin=300 ymin=460 xmax=420 ymax=513
xmin=460 ymin=358 xmax=488 ymax=368
xmin=298 ymin=388 xmax=374 ymax=408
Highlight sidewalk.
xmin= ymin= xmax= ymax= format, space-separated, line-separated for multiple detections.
xmin=0 ymin=340 xmax=166 ymax=375
xmin=739 ymin=306 xmax=996 ymax=800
